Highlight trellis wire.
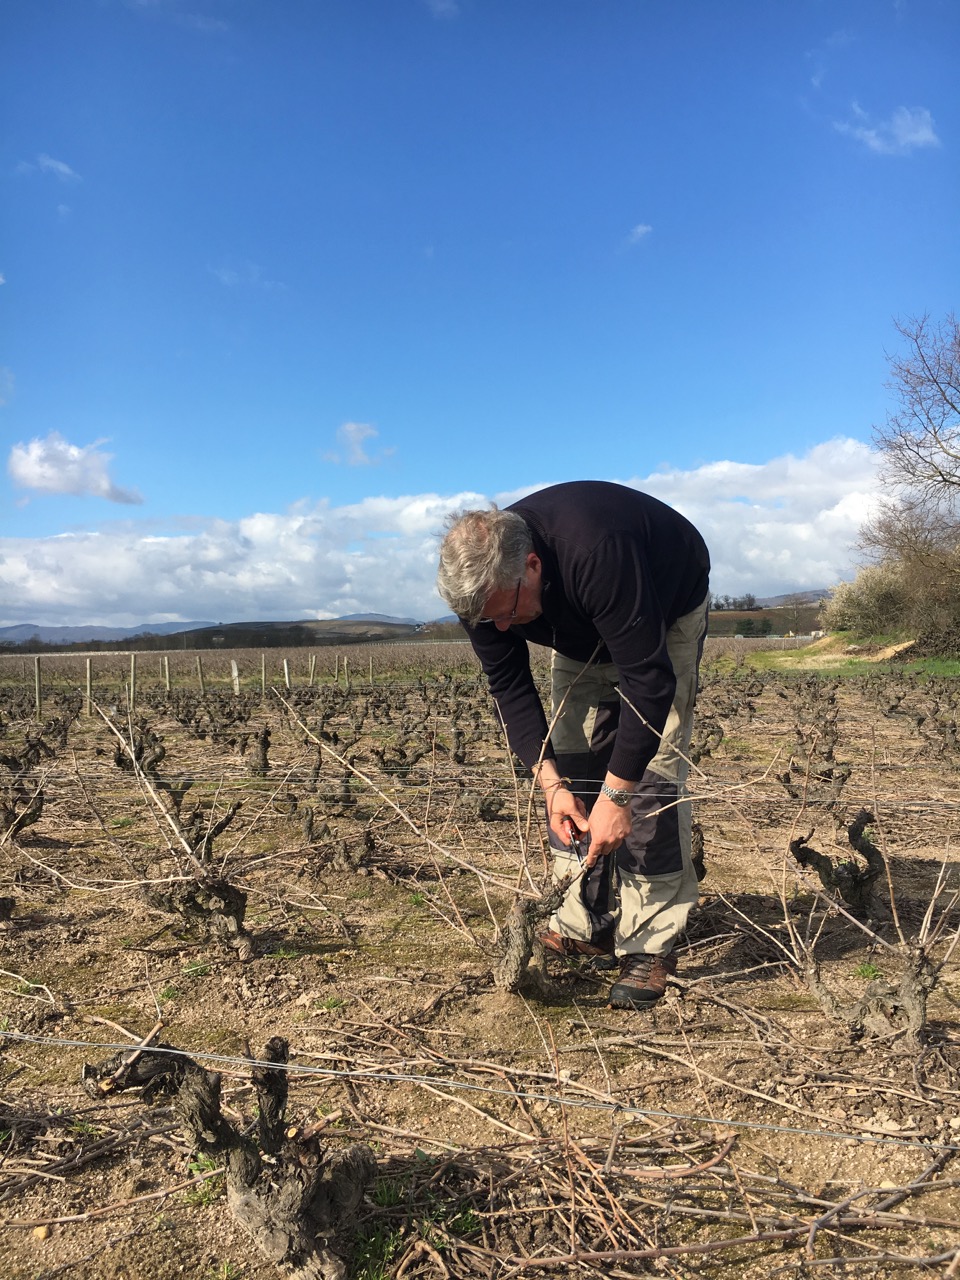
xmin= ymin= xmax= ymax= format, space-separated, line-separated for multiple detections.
xmin=2 ymin=1029 xmax=956 ymax=1155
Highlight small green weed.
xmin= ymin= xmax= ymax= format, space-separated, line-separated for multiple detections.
xmin=853 ymin=962 xmax=883 ymax=980
xmin=371 ymin=1174 xmax=409 ymax=1208
xmin=185 ymin=1153 xmax=225 ymax=1207
xmin=408 ymin=891 xmax=426 ymax=907
xmin=204 ymin=1263 xmax=242 ymax=1280
xmin=68 ymin=1117 xmax=102 ymax=1138
xmin=445 ymin=1205 xmax=481 ymax=1236
xmin=159 ymin=985 xmax=179 ymax=1001
xmin=316 ymin=995 xmax=346 ymax=1011
xmin=182 ymin=961 xmax=212 ymax=978
xmin=351 ymin=1223 xmax=404 ymax=1280
xmin=266 ymin=945 xmax=301 ymax=960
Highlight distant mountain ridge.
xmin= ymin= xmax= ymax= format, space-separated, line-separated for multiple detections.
xmin=337 ymin=613 xmax=420 ymax=625
xmin=0 ymin=621 xmax=217 ymax=645
xmin=0 ymin=616 xmax=421 ymax=646
xmin=757 ymin=590 xmax=829 ymax=607
xmin=0 ymin=595 xmax=828 ymax=647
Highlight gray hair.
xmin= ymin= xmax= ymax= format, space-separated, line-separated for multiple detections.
xmin=436 ymin=505 xmax=533 ymax=624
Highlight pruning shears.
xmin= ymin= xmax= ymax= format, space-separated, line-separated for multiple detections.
xmin=562 ymin=817 xmax=585 ymax=864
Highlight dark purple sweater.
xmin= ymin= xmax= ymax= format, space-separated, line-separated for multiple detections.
xmin=463 ymin=482 xmax=710 ymax=781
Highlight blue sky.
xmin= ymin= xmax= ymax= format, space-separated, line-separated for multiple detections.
xmin=1 ymin=0 xmax=956 ymax=626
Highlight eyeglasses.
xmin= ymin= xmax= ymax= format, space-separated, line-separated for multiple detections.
xmin=478 ymin=578 xmax=522 ymax=625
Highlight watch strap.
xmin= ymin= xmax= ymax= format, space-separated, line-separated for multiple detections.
xmin=600 ymin=782 xmax=633 ymax=807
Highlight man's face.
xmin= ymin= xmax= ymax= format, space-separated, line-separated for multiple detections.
xmin=481 ymin=554 xmax=542 ymax=631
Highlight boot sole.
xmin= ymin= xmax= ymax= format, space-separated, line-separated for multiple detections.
xmin=608 ymin=982 xmax=666 ymax=1009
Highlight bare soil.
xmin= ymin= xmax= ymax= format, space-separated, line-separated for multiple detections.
xmin=2 ymin=643 xmax=960 ymax=1279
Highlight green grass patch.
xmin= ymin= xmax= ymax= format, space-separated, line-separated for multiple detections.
xmin=184 ymin=1153 xmax=225 ymax=1207
xmin=351 ymin=1223 xmax=405 ymax=1279
xmin=315 ymin=995 xmax=347 ymax=1011
xmin=204 ymin=1264 xmax=243 ymax=1280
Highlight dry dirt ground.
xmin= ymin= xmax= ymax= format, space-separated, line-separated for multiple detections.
xmin=2 ymin=643 xmax=960 ymax=1279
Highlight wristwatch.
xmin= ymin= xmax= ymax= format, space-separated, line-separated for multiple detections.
xmin=600 ymin=782 xmax=633 ymax=807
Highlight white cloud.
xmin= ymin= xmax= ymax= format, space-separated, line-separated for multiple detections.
xmin=36 ymin=153 xmax=82 ymax=182
xmin=423 ymin=0 xmax=460 ymax=17
xmin=122 ymin=0 xmax=229 ymax=31
xmin=805 ymin=28 xmax=854 ymax=90
xmin=7 ymin=433 xmax=143 ymax=505
xmin=627 ymin=223 xmax=653 ymax=245
xmin=180 ymin=13 xmax=229 ymax=33
xmin=324 ymin=422 xmax=395 ymax=467
xmin=626 ymin=438 xmax=881 ymax=597
xmin=208 ymin=261 xmax=284 ymax=290
xmin=0 ymin=439 xmax=883 ymax=628
xmin=835 ymin=104 xmax=940 ymax=155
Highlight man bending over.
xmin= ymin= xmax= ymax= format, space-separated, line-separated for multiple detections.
xmin=437 ymin=480 xmax=710 ymax=1010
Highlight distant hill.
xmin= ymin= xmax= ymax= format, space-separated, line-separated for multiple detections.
xmin=0 ymin=617 xmax=429 ymax=652
xmin=757 ymin=590 xmax=830 ymax=607
xmin=0 ymin=593 xmax=833 ymax=651
xmin=338 ymin=612 xmax=421 ymax=625
xmin=180 ymin=619 xmax=423 ymax=649
xmin=0 ymin=621 xmax=216 ymax=645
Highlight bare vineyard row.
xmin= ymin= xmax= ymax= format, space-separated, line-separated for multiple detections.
xmin=3 ymin=639 xmax=960 ymax=1277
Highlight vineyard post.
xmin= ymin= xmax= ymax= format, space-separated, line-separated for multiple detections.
xmin=231 ymin=660 xmax=240 ymax=696
xmin=260 ymin=653 xmax=266 ymax=698
xmin=308 ymin=653 xmax=316 ymax=687
xmin=129 ymin=653 xmax=137 ymax=711
xmin=33 ymin=655 xmax=41 ymax=719
xmin=283 ymin=658 xmax=291 ymax=690
xmin=333 ymin=653 xmax=339 ymax=684
xmin=343 ymin=657 xmax=350 ymax=691
xmin=163 ymin=653 xmax=170 ymax=692
xmin=85 ymin=656 xmax=93 ymax=716
xmin=369 ymin=655 xmax=373 ymax=686
xmin=196 ymin=654 xmax=206 ymax=696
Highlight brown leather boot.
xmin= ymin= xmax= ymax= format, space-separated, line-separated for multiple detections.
xmin=538 ymin=929 xmax=614 ymax=958
xmin=609 ymin=952 xmax=677 ymax=1009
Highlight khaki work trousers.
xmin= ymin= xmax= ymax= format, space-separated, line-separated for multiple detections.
xmin=546 ymin=596 xmax=708 ymax=957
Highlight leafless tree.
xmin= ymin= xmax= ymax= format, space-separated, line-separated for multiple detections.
xmin=834 ymin=316 xmax=960 ymax=649
xmin=873 ymin=313 xmax=960 ymax=498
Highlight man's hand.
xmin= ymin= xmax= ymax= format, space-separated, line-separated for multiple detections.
xmin=545 ymin=785 xmax=587 ymax=846
xmin=582 ymin=793 xmax=632 ymax=865
xmin=538 ymin=764 xmax=634 ymax=866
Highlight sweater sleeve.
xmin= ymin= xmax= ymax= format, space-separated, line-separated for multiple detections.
xmin=462 ymin=625 xmax=554 ymax=771
xmin=573 ymin=533 xmax=677 ymax=781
